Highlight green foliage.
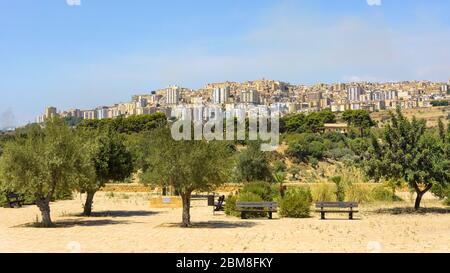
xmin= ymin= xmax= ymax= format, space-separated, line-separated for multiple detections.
xmin=431 ymin=183 xmax=450 ymax=206
xmin=279 ymin=187 xmax=312 ymax=218
xmin=273 ymin=160 xmax=287 ymax=173
xmin=324 ymin=147 xmax=354 ymax=161
xmin=234 ymin=141 xmax=273 ymax=182
xmin=288 ymin=166 xmax=301 ymax=180
xmin=371 ymin=185 xmax=402 ymax=202
xmin=365 ymin=107 xmax=450 ymax=209
xmin=330 ymin=176 xmax=345 ymax=202
xmin=242 ymin=182 xmax=277 ymax=201
xmin=76 ymin=126 xmax=134 ymax=215
xmin=280 ymin=109 xmax=336 ymax=134
xmin=140 ymin=127 xmax=233 ymax=226
xmin=430 ymin=100 xmax=449 ymax=107
xmin=383 ymin=179 xmax=405 ymax=201
xmin=342 ymin=109 xmax=376 ymax=136
xmin=287 ymin=134 xmax=325 ymax=162
xmin=78 ymin=112 xmax=167 ymax=134
xmin=64 ymin=116 xmax=83 ymax=127
xmin=309 ymin=157 xmax=319 ymax=169
xmin=236 ymin=192 xmax=266 ymax=218
xmin=224 ymin=194 xmax=239 ymax=217
xmin=0 ymin=117 xmax=88 ymax=226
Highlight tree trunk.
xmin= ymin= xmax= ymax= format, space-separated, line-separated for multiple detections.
xmin=413 ymin=183 xmax=432 ymax=211
xmin=36 ymin=197 xmax=53 ymax=227
xmin=181 ymin=192 xmax=192 ymax=227
xmin=83 ymin=190 xmax=96 ymax=216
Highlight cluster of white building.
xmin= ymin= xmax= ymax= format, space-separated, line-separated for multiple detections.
xmin=36 ymin=79 xmax=450 ymax=124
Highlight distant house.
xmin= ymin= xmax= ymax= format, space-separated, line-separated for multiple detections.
xmin=323 ymin=123 xmax=349 ymax=134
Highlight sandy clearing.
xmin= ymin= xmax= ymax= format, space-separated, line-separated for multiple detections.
xmin=0 ymin=192 xmax=448 ymax=253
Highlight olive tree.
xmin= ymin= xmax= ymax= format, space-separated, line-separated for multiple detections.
xmin=0 ymin=117 xmax=89 ymax=227
xmin=140 ymin=128 xmax=233 ymax=227
xmin=77 ymin=126 xmax=133 ymax=216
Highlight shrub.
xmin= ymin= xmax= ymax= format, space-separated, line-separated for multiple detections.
xmin=224 ymin=194 xmax=239 ymax=217
xmin=309 ymin=141 xmax=325 ymax=159
xmin=236 ymin=192 xmax=266 ymax=218
xmin=311 ymin=183 xmax=336 ymax=202
xmin=279 ymin=188 xmax=312 ymax=218
xmin=309 ymin=157 xmax=319 ymax=169
xmin=371 ymin=185 xmax=402 ymax=202
xmin=242 ymin=182 xmax=276 ymax=201
xmin=330 ymin=176 xmax=345 ymax=202
xmin=431 ymin=184 xmax=450 ymax=200
xmin=324 ymin=148 xmax=354 ymax=161
xmin=225 ymin=191 xmax=267 ymax=218
xmin=432 ymin=184 xmax=450 ymax=206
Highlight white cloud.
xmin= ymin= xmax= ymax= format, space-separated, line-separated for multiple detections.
xmin=367 ymin=0 xmax=382 ymax=6
xmin=66 ymin=0 xmax=81 ymax=6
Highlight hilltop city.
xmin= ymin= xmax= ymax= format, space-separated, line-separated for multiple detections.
xmin=37 ymin=79 xmax=450 ymax=124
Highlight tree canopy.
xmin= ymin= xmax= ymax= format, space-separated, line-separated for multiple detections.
xmin=77 ymin=126 xmax=134 ymax=216
xmin=140 ymin=128 xmax=234 ymax=227
xmin=342 ymin=109 xmax=376 ymax=137
xmin=365 ymin=108 xmax=450 ymax=210
xmin=78 ymin=112 xmax=167 ymax=134
xmin=0 ymin=117 xmax=89 ymax=226
xmin=280 ymin=109 xmax=336 ymax=134
xmin=233 ymin=141 xmax=273 ymax=183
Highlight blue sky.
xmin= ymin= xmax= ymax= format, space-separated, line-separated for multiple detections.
xmin=1 ymin=0 xmax=450 ymax=126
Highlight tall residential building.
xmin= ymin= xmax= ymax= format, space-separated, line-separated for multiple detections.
xmin=67 ymin=109 xmax=82 ymax=118
xmin=166 ymin=85 xmax=181 ymax=105
xmin=384 ymin=90 xmax=398 ymax=100
xmin=347 ymin=87 xmax=363 ymax=101
xmin=96 ymin=107 xmax=109 ymax=119
xmin=212 ymin=87 xmax=230 ymax=104
xmin=334 ymin=83 xmax=346 ymax=92
xmin=372 ymin=91 xmax=384 ymax=101
xmin=83 ymin=110 xmax=97 ymax=120
xmin=240 ymin=90 xmax=260 ymax=104
xmin=45 ymin=106 xmax=57 ymax=119
xmin=306 ymin=91 xmax=323 ymax=101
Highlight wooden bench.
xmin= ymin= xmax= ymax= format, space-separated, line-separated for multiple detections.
xmin=236 ymin=202 xmax=278 ymax=219
xmin=5 ymin=192 xmax=24 ymax=208
xmin=315 ymin=202 xmax=358 ymax=220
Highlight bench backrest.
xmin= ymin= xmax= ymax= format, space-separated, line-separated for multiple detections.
xmin=315 ymin=202 xmax=358 ymax=208
xmin=236 ymin=202 xmax=278 ymax=208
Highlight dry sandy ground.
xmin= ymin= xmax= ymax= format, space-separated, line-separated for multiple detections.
xmin=0 ymin=192 xmax=449 ymax=253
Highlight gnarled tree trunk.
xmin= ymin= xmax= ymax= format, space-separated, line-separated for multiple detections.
xmin=83 ymin=190 xmax=96 ymax=216
xmin=36 ymin=197 xmax=53 ymax=227
xmin=181 ymin=192 xmax=192 ymax=227
xmin=413 ymin=183 xmax=433 ymax=211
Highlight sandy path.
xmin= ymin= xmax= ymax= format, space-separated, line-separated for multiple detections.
xmin=0 ymin=192 xmax=449 ymax=253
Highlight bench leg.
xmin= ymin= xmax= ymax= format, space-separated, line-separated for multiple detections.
xmin=241 ymin=212 xmax=246 ymax=219
xmin=349 ymin=212 xmax=353 ymax=220
xmin=268 ymin=211 xmax=273 ymax=219
xmin=320 ymin=212 xmax=325 ymax=220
